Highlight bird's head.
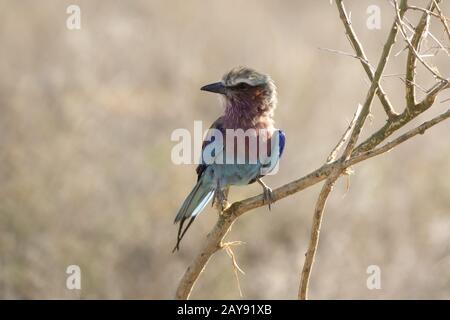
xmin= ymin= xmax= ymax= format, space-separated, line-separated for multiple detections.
xmin=200 ymin=67 xmax=277 ymax=115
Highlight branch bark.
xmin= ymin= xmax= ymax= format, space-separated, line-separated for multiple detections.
xmin=298 ymin=170 xmax=342 ymax=300
xmin=394 ymin=0 xmax=446 ymax=81
xmin=405 ymin=1 xmax=434 ymax=109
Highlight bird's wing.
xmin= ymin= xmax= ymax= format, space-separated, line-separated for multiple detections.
xmin=174 ymin=117 xmax=225 ymax=252
xmin=277 ymin=129 xmax=286 ymax=159
xmin=196 ymin=116 xmax=225 ymax=180
xmin=250 ymin=129 xmax=286 ymax=182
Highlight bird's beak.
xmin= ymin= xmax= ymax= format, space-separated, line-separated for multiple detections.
xmin=200 ymin=82 xmax=226 ymax=94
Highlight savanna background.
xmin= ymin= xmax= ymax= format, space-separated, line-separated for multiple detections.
xmin=0 ymin=0 xmax=449 ymax=299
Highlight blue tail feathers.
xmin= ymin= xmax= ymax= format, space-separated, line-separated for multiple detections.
xmin=174 ymin=178 xmax=215 ymax=224
xmin=173 ymin=176 xmax=215 ymax=252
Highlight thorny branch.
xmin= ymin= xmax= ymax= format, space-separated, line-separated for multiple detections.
xmin=175 ymin=0 xmax=450 ymax=300
xmin=336 ymin=0 xmax=399 ymax=119
xmin=403 ymin=0 xmax=434 ymax=108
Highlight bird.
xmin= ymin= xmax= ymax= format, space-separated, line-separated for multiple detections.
xmin=173 ymin=67 xmax=285 ymax=252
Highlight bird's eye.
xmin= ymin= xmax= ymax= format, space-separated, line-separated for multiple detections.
xmin=235 ymin=82 xmax=250 ymax=90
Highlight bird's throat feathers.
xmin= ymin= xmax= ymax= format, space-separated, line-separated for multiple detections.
xmin=222 ymin=93 xmax=276 ymax=131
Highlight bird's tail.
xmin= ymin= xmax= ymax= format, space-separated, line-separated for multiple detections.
xmin=172 ymin=177 xmax=215 ymax=252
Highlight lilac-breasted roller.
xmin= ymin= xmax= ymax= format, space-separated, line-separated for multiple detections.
xmin=173 ymin=67 xmax=285 ymax=252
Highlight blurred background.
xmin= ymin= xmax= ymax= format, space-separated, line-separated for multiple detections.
xmin=0 ymin=0 xmax=449 ymax=299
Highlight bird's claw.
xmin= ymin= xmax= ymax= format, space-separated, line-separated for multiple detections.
xmin=262 ymin=186 xmax=274 ymax=211
xmin=213 ymin=189 xmax=229 ymax=212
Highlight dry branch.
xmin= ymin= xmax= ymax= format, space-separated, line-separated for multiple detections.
xmin=299 ymin=170 xmax=342 ymax=300
xmin=327 ymin=104 xmax=363 ymax=163
xmin=348 ymin=109 xmax=450 ymax=166
xmin=298 ymin=0 xmax=407 ymax=297
xmin=336 ymin=0 xmax=399 ymax=119
xmin=394 ymin=0 xmax=446 ymax=81
xmin=433 ymin=1 xmax=450 ymax=42
xmin=404 ymin=1 xmax=434 ymax=108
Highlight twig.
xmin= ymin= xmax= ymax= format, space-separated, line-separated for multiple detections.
xmin=347 ymin=109 xmax=450 ymax=166
xmin=318 ymin=47 xmax=374 ymax=71
xmin=407 ymin=5 xmax=450 ymax=22
xmin=327 ymin=104 xmax=363 ymax=163
xmin=403 ymin=0 xmax=434 ymax=108
xmin=401 ymin=14 xmax=450 ymax=58
xmin=399 ymin=77 xmax=429 ymax=94
xmin=342 ymin=1 xmax=405 ymax=158
xmin=354 ymin=2 xmax=449 ymax=155
xmin=336 ymin=0 xmax=399 ymax=119
xmin=394 ymin=0 xmax=446 ymax=82
xmin=416 ymin=79 xmax=450 ymax=109
xmin=433 ymin=1 xmax=450 ymax=42
xmin=353 ymin=78 xmax=449 ymax=156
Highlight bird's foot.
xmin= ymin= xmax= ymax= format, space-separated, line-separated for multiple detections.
xmin=262 ymin=185 xmax=274 ymax=211
xmin=213 ymin=189 xmax=229 ymax=213
xmin=217 ymin=200 xmax=230 ymax=213
xmin=257 ymin=178 xmax=274 ymax=211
